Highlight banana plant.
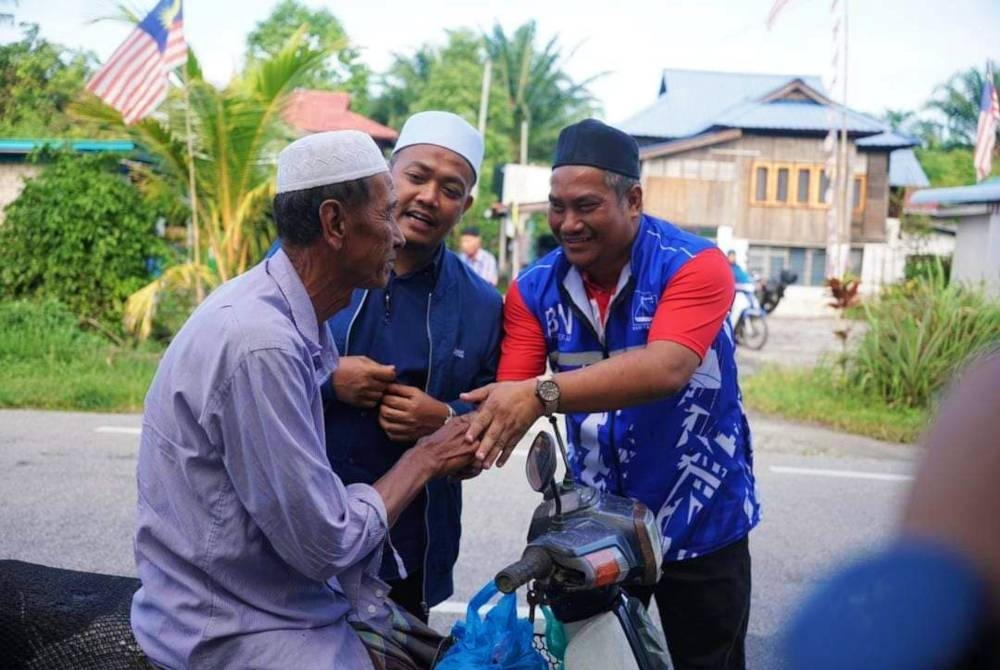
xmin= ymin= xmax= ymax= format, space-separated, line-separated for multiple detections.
xmin=72 ymin=27 xmax=326 ymax=339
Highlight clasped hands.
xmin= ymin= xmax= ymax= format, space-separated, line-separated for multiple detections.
xmin=333 ymin=356 xmax=544 ymax=477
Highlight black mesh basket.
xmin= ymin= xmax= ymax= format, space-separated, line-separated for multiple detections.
xmin=0 ymin=560 xmax=153 ymax=670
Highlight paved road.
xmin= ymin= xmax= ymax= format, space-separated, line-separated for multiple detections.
xmin=0 ymin=407 xmax=921 ymax=668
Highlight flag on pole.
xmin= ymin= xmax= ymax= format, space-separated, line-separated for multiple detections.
xmin=86 ymin=0 xmax=186 ymax=125
xmin=973 ymin=68 xmax=999 ymax=182
xmin=766 ymin=0 xmax=795 ymax=29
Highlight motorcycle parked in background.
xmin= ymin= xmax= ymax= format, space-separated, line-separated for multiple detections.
xmin=755 ymin=269 xmax=798 ymax=314
xmin=731 ymin=283 xmax=768 ymax=350
xmin=495 ymin=422 xmax=673 ymax=670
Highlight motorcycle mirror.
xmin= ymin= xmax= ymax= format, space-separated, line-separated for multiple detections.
xmin=526 ymin=432 xmax=558 ymax=493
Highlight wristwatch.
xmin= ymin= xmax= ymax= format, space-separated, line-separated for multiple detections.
xmin=535 ymin=373 xmax=561 ymax=417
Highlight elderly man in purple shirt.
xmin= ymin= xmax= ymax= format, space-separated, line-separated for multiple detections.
xmin=130 ymin=130 xmax=480 ymax=670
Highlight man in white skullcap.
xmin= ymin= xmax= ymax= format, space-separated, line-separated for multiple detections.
xmin=131 ymin=130 xmax=479 ymax=670
xmin=324 ymin=111 xmax=503 ymax=621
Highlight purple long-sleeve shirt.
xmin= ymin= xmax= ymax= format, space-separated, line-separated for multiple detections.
xmin=131 ymin=249 xmax=391 ymax=669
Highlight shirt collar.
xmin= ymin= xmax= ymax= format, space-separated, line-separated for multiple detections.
xmin=396 ymin=242 xmax=445 ymax=282
xmin=265 ymin=248 xmax=338 ymax=380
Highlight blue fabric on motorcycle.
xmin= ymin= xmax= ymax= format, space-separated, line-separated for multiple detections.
xmin=436 ymin=581 xmax=546 ymax=669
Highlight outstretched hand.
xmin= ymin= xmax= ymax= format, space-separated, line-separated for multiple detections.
xmin=460 ymin=380 xmax=543 ymax=469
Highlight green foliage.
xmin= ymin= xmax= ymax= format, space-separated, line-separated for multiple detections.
xmin=0 ymin=23 xmax=97 ymax=136
xmin=925 ymin=62 xmax=1000 ymax=148
xmin=245 ymin=0 xmax=371 ymax=112
xmin=485 ymin=20 xmax=601 ymax=163
xmin=742 ymin=365 xmax=929 ymax=444
xmin=0 ymin=151 xmax=165 ymax=333
xmin=915 ymin=146 xmax=983 ymax=186
xmin=0 ymin=299 xmax=160 ymax=412
xmin=372 ymin=29 xmax=516 ymax=256
xmin=849 ymin=264 xmax=1000 ymax=409
xmin=73 ymin=31 xmax=328 ymax=338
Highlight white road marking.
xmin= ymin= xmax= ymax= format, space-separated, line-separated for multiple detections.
xmin=95 ymin=426 xmax=141 ymax=435
xmin=769 ymin=465 xmax=912 ymax=482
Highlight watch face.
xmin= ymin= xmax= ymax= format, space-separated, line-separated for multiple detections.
xmin=538 ymin=380 xmax=560 ymax=402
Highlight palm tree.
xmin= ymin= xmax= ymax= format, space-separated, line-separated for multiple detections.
xmin=73 ymin=29 xmax=326 ymax=339
xmin=925 ymin=63 xmax=999 ymax=148
xmin=484 ymin=21 xmax=601 ymax=164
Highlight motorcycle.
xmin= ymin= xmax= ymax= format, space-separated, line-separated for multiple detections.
xmin=494 ymin=421 xmax=673 ymax=670
xmin=755 ymin=269 xmax=798 ymax=314
xmin=731 ymin=284 xmax=768 ymax=350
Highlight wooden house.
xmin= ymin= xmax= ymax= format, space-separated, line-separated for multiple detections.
xmin=618 ymin=69 xmax=930 ymax=288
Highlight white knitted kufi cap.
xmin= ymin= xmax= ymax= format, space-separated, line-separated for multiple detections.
xmin=276 ymin=130 xmax=387 ymax=194
xmin=393 ymin=111 xmax=484 ymax=183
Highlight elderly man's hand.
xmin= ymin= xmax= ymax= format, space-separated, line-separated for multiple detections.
xmin=412 ymin=415 xmax=482 ymax=478
xmin=332 ymin=356 xmax=395 ymax=408
xmin=379 ymin=383 xmax=451 ymax=442
xmin=460 ymin=380 xmax=543 ymax=469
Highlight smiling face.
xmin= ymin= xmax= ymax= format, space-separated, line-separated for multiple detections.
xmin=548 ymin=166 xmax=642 ymax=283
xmin=390 ymin=144 xmax=475 ymax=254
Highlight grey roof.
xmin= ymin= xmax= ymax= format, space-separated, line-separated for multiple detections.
xmin=712 ymin=100 xmax=886 ymax=134
xmin=856 ymin=131 xmax=920 ymax=149
xmin=618 ymin=69 xmax=826 ymax=139
xmin=910 ymin=178 xmax=1000 ymax=206
xmin=888 ymin=149 xmax=930 ymax=188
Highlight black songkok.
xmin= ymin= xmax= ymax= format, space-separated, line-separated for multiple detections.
xmin=552 ymin=118 xmax=640 ymax=179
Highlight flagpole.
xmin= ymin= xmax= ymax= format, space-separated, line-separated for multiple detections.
xmin=181 ymin=65 xmax=204 ymax=304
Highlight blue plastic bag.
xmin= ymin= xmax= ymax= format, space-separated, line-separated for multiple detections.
xmin=435 ymin=581 xmax=547 ymax=669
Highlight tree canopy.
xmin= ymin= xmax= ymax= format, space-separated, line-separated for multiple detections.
xmin=245 ymin=0 xmax=371 ymax=113
xmin=0 ymin=24 xmax=96 ymax=136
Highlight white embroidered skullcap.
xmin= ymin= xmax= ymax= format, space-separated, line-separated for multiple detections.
xmin=276 ymin=130 xmax=388 ymax=194
xmin=393 ymin=111 xmax=484 ymax=183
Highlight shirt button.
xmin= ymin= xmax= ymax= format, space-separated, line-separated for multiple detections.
xmin=375 ymin=589 xmax=385 ymax=598
xmin=367 ymin=605 xmax=377 ymax=614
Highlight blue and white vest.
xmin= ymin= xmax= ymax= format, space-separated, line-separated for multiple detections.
xmin=515 ymin=214 xmax=760 ymax=561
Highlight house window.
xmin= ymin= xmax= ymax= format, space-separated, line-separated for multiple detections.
xmin=796 ymin=168 xmax=811 ymax=204
xmin=775 ymin=166 xmax=791 ymax=203
xmin=751 ymin=162 xmax=857 ymax=210
xmin=752 ymin=164 xmax=770 ymax=204
xmin=817 ymin=169 xmax=832 ymax=206
xmin=852 ymin=176 xmax=866 ymax=214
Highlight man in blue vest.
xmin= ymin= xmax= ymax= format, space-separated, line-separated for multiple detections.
xmin=324 ymin=111 xmax=502 ymax=622
xmin=462 ymin=119 xmax=760 ymax=669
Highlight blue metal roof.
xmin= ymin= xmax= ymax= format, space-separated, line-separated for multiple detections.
xmin=0 ymin=138 xmax=137 ymax=154
xmin=888 ymin=149 xmax=930 ymax=188
xmin=711 ymin=100 xmax=886 ymax=134
xmin=910 ymin=178 xmax=1000 ymax=206
xmin=856 ymin=131 xmax=919 ymax=149
xmin=618 ymin=69 xmax=826 ymax=139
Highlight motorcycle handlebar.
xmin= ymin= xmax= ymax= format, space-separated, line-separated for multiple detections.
xmin=495 ymin=546 xmax=553 ymax=594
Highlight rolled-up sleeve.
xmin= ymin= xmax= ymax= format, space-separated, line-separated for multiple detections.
xmin=212 ymin=347 xmax=388 ymax=582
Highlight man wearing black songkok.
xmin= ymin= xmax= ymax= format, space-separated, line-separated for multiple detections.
xmin=463 ymin=118 xmax=757 ymax=669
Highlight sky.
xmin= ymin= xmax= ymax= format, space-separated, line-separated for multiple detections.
xmin=3 ymin=0 xmax=998 ymax=125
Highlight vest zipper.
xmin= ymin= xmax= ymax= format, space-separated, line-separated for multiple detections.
xmin=419 ymin=292 xmax=434 ymax=617
xmin=342 ymin=291 xmax=369 ymax=355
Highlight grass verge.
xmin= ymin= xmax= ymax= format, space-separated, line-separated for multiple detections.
xmin=0 ymin=300 xmax=161 ymax=413
xmin=742 ymin=365 xmax=930 ymax=444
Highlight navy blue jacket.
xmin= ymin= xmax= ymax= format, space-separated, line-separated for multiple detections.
xmin=325 ymin=248 xmax=502 ymax=607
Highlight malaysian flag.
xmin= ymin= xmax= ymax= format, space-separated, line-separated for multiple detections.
xmin=974 ymin=68 xmax=999 ymax=181
xmin=86 ymin=0 xmax=186 ymax=125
